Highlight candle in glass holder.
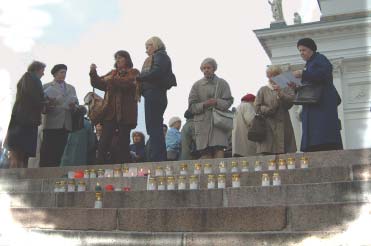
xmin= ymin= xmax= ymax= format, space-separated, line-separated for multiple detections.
xmin=273 ymin=172 xmax=281 ymax=186
xmin=54 ymin=181 xmax=60 ymax=192
xmin=122 ymin=167 xmax=129 ymax=177
xmin=94 ymin=192 xmax=103 ymax=208
xmin=207 ymin=174 xmax=216 ymax=189
xmin=84 ymin=169 xmax=90 ymax=179
xmin=255 ymin=160 xmax=262 ymax=171
xmin=219 ymin=161 xmax=227 ymax=173
xmin=157 ymin=177 xmax=166 ymax=190
xmin=241 ymin=161 xmax=249 ymax=172
xmin=67 ymin=180 xmax=75 ymax=192
xmin=148 ymin=177 xmax=156 ymax=191
xmin=137 ymin=168 xmax=145 ymax=176
xmin=89 ymin=169 xmax=97 ymax=178
xmin=300 ymin=156 xmax=309 ymax=168
xmin=230 ymin=161 xmax=239 ymax=173
xmin=180 ymin=164 xmax=188 ymax=175
xmin=268 ymin=159 xmax=276 ymax=171
xmin=217 ymin=174 xmax=226 ymax=189
xmin=114 ymin=167 xmax=122 ymax=177
xmin=97 ymin=168 xmax=105 ymax=178
xmin=189 ymin=175 xmax=198 ymax=190
xmin=104 ymin=169 xmax=113 ymax=177
xmin=178 ymin=176 xmax=186 ymax=190
xmin=204 ymin=163 xmax=213 ymax=174
xmin=232 ymin=174 xmax=241 ymax=188
xmin=194 ymin=163 xmax=202 ymax=175
xmin=278 ymin=159 xmax=286 ymax=170
xmin=165 ymin=165 xmax=173 ymax=176
xmin=167 ymin=176 xmax=175 ymax=190
xmin=155 ymin=166 xmax=164 ymax=177
xmin=77 ymin=180 xmax=86 ymax=192
xmin=287 ymin=157 xmax=296 ymax=169
xmin=262 ymin=173 xmax=270 ymax=186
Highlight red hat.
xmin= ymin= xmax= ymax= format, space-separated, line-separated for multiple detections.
xmin=241 ymin=93 xmax=255 ymax=102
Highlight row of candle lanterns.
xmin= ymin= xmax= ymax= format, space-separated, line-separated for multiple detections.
xmin=66 ymin=156 xmax=309 ymax=180
xmin=147 ymin=174 xmax=242 ymax=191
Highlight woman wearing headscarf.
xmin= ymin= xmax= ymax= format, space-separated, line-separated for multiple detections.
xmin=136 ymin=36 xmax=176 ymax=162
xmin=188 ymin=58 xmax=234 ymax=159
xmin=232 ymin=93 xmax=257 ymax=157
xmin=293 ymin=38 xmax=342 ymax=152
xmin=90 ymin=50 xmax=139 ymax=164
xmin=255 ymin=65 xmax=297 ymax=155
xmin=6 ymin=61 xmax=46 ymax=168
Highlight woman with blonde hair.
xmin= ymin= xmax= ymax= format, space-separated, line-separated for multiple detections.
xmin=254 ymin=65 xmax=297 ymax=154
xmin=136 ymin=36 xmax=176 ymax=161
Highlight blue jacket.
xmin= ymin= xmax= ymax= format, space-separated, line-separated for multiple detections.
xmin=166 ymin=127 xmax=181 ymax=153
xmin=300 ymin=52 xmax=343 ymax=151
xmin=60 ymin=119 xmax=95 ymax=166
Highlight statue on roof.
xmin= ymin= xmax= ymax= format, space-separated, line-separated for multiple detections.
xmin=268 ymin=0 xmax=284 ymax=22
xmin=294 ymin=12 xmax=302 ymax=24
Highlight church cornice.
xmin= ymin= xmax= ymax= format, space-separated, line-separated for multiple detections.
xmin=254 ymin=17 xmax=371 ymax=58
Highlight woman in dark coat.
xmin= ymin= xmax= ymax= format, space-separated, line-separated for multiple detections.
xmin=6 ymin=61 xmax=46 ymax=168
xmin=293 ymin=38 xmax=343 ymax=152
xmin=136 ymin=36 xmax=176 ymax=162
xmin=90 ymin=50 xmax=139 ymax=164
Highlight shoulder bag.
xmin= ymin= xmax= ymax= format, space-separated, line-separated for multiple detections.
xmin=293 ymin=83 xmax=323 ymax=105
xmin=212 ymin=81 xmax=234 ymax=132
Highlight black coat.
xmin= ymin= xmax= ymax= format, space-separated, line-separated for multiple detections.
xmin=11 ymin=72 xmax=45 ymax=126
xmin=138 ymin=49 xmax=176 ymax=91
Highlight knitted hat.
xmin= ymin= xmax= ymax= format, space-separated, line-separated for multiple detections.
xmin=51 ymin=64 xmax=67 ymax=75
xmin=168 ymin=116 xmax=181 ymax=127
xmin=241 ymin=93 xmax=256 ymax=103
xmin=297 ymin=38 xmax=317 ymax=52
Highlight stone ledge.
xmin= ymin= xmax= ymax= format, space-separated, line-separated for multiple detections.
xmin=9 ymin=202 xmax=367 ymax=232
xmin=5 ymin=181 xmax=371 ymax=208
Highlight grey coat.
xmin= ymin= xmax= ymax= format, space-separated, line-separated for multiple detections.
xmin=188 ymin=75 xmax=233 ymax=151
xmin=255 ymin=85 xmax=297 ymax=154
xmin=42 ymin=81 xmax=78 ymax=131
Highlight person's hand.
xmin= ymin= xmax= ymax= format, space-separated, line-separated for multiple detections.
xmin=90 ymin=63 xmax=97 ymax=70
xmin=68 ymin=102 xmax=76 ymax=111
xmin=203 ymin=98 xmax=217 ymax=108
xmin=287 ymin=81 xmax=298 ymax=89
xmin=293 ymin=70 xmax=303 ymax=78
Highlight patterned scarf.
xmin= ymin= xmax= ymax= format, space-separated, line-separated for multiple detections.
xmin=141 ymin=55 xmax=153 ymax=73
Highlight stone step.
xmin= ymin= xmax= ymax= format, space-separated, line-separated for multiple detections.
xmin=9 ymin=202 xmax=368 ymax=232
xmin=2 ymin=164 xmax=368 ymax=193
xmin=5 ymin=181 xmax=371 ymax=208
xmin=1 ymin=148 xmax=370 ymax=180
xmin=0 ymin=230 xmax=351 ymax=246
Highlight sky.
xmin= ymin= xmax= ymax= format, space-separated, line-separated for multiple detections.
xmin=0 ymin=0 xmax=320 ymax=141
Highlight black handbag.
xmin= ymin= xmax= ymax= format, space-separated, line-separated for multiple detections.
xmin=247 ymin=114 xmax=266 ymax=142
xmin=293 ymin=83 xmax=323 ymax=105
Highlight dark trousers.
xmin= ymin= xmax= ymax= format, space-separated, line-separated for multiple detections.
xmin=97 ymin=121 xmax=131 ymax=164
xmin=40 ymin=129 xmax=68 ymax=167
xmin=143 ymin=88 xmax=167 ymax=162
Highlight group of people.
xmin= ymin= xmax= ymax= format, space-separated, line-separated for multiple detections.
xmin=3 ymin=36 xmax=343 ymax=168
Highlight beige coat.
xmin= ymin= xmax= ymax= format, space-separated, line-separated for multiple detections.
xmin=188 ymin=76 xmax=233 ymax=151
xmin=255 ymin=85 xmax=297 ymax=154
xmin=232 ymin=102 xmax=257 ymax=157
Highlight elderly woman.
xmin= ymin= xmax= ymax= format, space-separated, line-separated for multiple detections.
xmin=6 ymin=61 xmax=46 ymax=168
xmin=90 ymin=50 xmax=139 ymax=164
xmin=136 ymin=36 xmax=176 ymax=162
xmin=232 ymin=93 xmax=257 ymax=157
xmin=188 ymin=58 xmax=233 ymax=159
xmin=255 ymin=65 xmax=297 ymax=155
xmin=293 ymin=38 xmax=342 ymax=152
